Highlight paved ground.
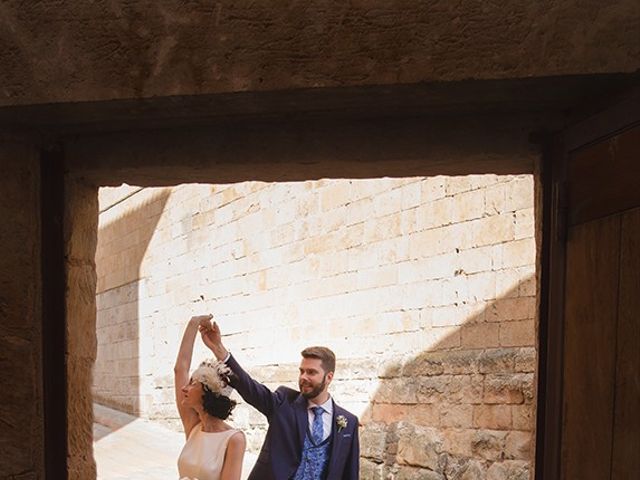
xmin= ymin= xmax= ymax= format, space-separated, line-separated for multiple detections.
xmin=93 ymin=404 xmax=256 ymax=480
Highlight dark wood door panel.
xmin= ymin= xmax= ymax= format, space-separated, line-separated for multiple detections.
xmin=612 ymin=207 xmax=640 ymax=480
xmin=562 ymin=215 xmax=621 ymax=480
xmin=568 ymin=126 xmax=640 ymax=226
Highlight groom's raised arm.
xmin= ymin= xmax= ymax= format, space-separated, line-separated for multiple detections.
xmin=201 ymin=320 xmax=280 ymax=418
xmin=225 ymin=353 xmax=282 ymax=418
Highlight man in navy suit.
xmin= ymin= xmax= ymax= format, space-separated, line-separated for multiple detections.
xmin=200 ymin=319 xmax=360 ymax=480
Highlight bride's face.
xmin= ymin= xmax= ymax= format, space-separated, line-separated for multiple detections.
xmin=182 ymin=378 xmax=204 ymax=408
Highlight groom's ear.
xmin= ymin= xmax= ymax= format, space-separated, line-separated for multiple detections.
xmin=326 ymin=371 xmax=334 ymax=384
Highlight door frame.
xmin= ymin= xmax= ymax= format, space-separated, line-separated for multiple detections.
xmin=536 ymin=88 xmax=640 ymax=479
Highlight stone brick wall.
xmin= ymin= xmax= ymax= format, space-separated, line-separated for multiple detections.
xmin=95 ymin=173 xmax=537 ymax=479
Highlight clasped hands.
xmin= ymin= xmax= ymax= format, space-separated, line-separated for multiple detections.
xmin=191 ymin=314 xmax=226 ymax=359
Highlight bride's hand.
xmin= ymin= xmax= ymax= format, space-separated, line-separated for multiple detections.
xmin=189 ymin=314 xmax=213 ymax=327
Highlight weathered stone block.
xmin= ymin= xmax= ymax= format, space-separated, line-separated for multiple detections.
xmin=502 ymin=238 xmax=536 ymax=268
xmin=487 ymin=460 xmax=530 ymax=480
xmin=512 ymin=404 xmax=535 ymax=431
xmin=401 ymin=181 xmax=422 ymax=211
xmin=471 ymin=214 xmax=515 ymax=247
xmin=478 ymin=348 xmax=516 ymax=374
xmin=361 ymin=422 xmax=388 ymax=459
xmin=507 ymin=177 xmax=534 ymax=212
xmin=397 ymin=423 xmax=445 ymax=471
xmin=451 ymin=189 xmax=485 ymax=224
xmin=499 ymin=320 xmax=535 ymax=347
xmin=361 ymin=458 xmax=385 ymax=480
xmin=485 ymin=183 xmax=507 ymax=215
xmin=372 ymin=403 xmax=412 ymax=424
xmin=440 ymin=404 xmax=473 ymax=428
xmin=403 ymin=352 xmax=445 ymax=377
xmin=473 ymin=405 xmax=512 ymax=430
xmin=443 ymin=454 xmax=471 ymax=480
xmin=461 ymin=322 xmax=500 ymax=348
xmin=486 ymin=297 xmax=536 ymax=323
xmin=466 ymin=270 xmax=497 ymax=300
xmin=375 ymin=377 xmax=418 ymax=404
xmin=484 ymin=374 xmax=534 ymax=404
xmin=417 ymin=375 xmax=482 ymax=405
xmin=442 ymin=429 xmax=475 ymax=458
xmin=514 ymin=208 xmax=535 ymax=240
xmin=441 ymin=350 xmax=482 ymax=375
xmin=422 ymin=177 xmax=447 ymax=202
xmin=471 ymin=430 xmax=508 ymax=461
xmin=394 ymin=465 xmax=445 ymax=480
xmin=504 ymin=431 xmax=532 ymax=460
xmin=514 ymin=348 xmax=536 ymax=373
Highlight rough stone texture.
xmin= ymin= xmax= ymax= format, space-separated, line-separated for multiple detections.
xmin=486 ymin=460 xmax=530 ymax=480
xmin=1 ymin=1 xmax=639 ymax=107
xmin=0 ymin=140 xmax=43 ymax=479
xmin=65 ymin=177 xmax=99 ymax=479
xmin=397 ymin=423 xmax=444 ymax=471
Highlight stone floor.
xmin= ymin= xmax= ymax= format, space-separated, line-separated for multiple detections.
xmin=93 ymin=403 xmax=256 ymax=480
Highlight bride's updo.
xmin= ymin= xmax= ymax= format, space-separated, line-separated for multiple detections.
xmin=191 ymin=359 xmax=237 ymax=420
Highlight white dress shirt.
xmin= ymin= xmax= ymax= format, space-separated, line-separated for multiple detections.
xmin=307 ymin=396 xmax=333 ymax=442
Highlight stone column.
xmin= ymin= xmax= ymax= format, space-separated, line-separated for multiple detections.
xmin=65 ymin=175 xmax=98 ymax=479
xmin=0 ymin=137 xmax=44 ymax=479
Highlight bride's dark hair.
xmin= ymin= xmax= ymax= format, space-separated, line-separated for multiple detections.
xmin=202 ymin=386 xmax=236 ymax=420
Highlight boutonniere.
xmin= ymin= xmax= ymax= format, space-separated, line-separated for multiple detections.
xmin=336 ymin=415 xmax=348 ymax=432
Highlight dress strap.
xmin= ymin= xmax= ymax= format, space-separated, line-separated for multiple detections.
xmin=186 ymin=422 xmax=201 ymax=440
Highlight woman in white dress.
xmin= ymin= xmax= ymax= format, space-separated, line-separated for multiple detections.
xmin=175 ymin=314 xmax=246 ymax=480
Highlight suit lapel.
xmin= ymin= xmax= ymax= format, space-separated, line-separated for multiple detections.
xmin=327 ymin=400 xmax=343 ymax=477
xmin=294 ymin=394 xmax=308 ymax=450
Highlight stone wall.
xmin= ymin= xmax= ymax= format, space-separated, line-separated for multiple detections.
xmin=0 ymin=139 xmax=43 ymax=479
xmin=95 ymin=173 xmax=537 ymax=478
xmin=2 ymin=1 xmax=639 ymax=106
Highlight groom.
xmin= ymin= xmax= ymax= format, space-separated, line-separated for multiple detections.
xmin=200 ymin=320 xmax=359 ymax=480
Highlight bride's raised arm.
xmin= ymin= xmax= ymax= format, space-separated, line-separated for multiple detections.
xmin=174 ymin=314 xmax=212 ymax=438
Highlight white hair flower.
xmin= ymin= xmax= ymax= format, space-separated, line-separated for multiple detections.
xmin=191 ymin=359 xmax=233 ymax=396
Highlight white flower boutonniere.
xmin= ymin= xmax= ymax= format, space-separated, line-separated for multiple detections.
xmin=336 ymin=415 xmax=348 ymax=432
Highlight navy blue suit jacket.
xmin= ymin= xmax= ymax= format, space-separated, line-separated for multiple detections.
xmin=226 ymin=354 xmax=360 ymax=480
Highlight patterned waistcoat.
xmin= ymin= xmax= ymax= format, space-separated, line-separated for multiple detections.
xmin=292 ymin=430 xmax=332 ymax=480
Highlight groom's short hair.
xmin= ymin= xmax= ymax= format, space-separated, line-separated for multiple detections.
xmin=301 ymin=346 xmax=336 ymax=374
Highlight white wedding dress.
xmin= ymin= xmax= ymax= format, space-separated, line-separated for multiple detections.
xmin=178 ymin=423 xmax=239 ymax=480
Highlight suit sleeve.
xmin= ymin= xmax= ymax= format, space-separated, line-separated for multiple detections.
xmin=226 ymin=354 xmax=280 ymax=418
xmin=344 ymin=417 xmax=360 ymax=480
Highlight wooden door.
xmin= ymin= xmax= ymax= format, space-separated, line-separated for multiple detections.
xmin=560 ymin=125 xmax=640 ymax=479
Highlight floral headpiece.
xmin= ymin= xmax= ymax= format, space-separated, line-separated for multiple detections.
xmin=191 ymin=359 xmax=233 ymax=397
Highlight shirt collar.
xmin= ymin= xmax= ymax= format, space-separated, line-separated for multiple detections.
xmin=307 ymin=395 xmax=333 ymax=415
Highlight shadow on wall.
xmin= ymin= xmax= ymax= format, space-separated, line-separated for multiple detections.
xmin=348 ymin=278 xmax=536 ymax=480
xmin=93 ymin=188 xmax=171 ymax=435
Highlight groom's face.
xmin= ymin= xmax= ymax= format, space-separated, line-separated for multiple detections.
xmin=298 ymin=357 xmax=333 ymax=399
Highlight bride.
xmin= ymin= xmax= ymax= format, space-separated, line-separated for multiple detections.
xmin=174 ymin=314 xmax=246 ymax=480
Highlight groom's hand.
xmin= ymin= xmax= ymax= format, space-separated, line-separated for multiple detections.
xmin=199 ymin=318 xmax=228 ymax=361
